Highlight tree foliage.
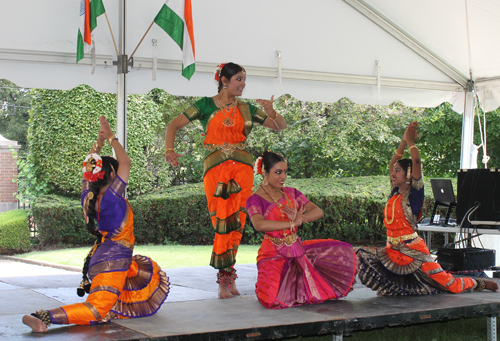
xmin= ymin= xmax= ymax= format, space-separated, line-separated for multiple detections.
xmin=14 ymin=83 xmax=500 ymax=202
xmin=0 ymin=79 xmax=31 ymax=153
xmin=26 ymin=85 xmax=172 ymax=198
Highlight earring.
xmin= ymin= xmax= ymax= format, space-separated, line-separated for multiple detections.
xmin=262 ymin=175 xmax=268 ymax=186
xmin=223 ymin=84 xmax=228 ymax=89
xmin=406 ymin=166 xmax=412 ymax=184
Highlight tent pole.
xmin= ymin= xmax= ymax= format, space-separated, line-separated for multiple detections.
xmin=116 ymin=0 xmax=127 ymax=150
xmin=460 ymin=83 xmax=475 ymax=169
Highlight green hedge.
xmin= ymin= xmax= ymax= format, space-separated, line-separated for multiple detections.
xmin=0 ymin=209 xmax=31 ymax=253
xmin=31 ymin=177 xmax=449 ymax=248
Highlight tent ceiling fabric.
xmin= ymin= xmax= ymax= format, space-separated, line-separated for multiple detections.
xmin=1 ymin=0 xmax=500 ymax=112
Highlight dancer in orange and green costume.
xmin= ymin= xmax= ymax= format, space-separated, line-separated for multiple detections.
xmin=23 ymin=117 xmax=170 ymax=333
xmin=165 ymin=62 xmax=287 ymax=298
xmin=357 ymin=122 xmax=498 ymax=295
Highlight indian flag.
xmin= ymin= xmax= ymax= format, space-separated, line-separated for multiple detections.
xmin=77 ymin=0 xmax=106 ymax=63
xmin=154 ymin=0 xmax=195 ymax=80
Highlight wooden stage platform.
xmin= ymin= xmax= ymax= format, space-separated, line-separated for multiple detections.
xmin=1 ymin=258 xmax=498 ymax=340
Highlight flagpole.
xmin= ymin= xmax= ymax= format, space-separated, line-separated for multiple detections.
xmin=128 ymin=21 xmax=155 ymax=63
xmin=104 ymin=12 xmax=119 ymax=56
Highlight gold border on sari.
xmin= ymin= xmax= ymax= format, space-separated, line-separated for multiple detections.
xmin=89 ymin=285 xmax=122 ymax=297
xmin=213 ymin=179 xmax=242 ymax=200
xmin=83 ymin=302 xmax=102 ymax=321
xmin=112 ymin=270 xmax=170 ymax=318
xmin=47 ymin=307 xmax=68 ymax=325
xmin=109 ymin=176 xmax=127 ymax=198
xmin=210 ymin=248 xmax=237 ymax=269
xmin=203 ymin=149 xmax=253 ymax=176
xmin=88 ymin=258 xmax=132 ymax=279
xmin=213 ymin=210 xmax=244 ymax=234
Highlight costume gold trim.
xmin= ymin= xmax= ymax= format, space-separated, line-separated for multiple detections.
xmin=387 ymin=232 xmax=419 ymax=246
xmin=203 ymin=149 xmax=253 ymax=175
xmin=213 ymin=210 xmax=244 ymax=234
xmin=83 ymin=302 xmax=102 ymax=321
xmin=412 ymin=175 xmax=424 ymax=191
xmin=264 ymin=232 xmax=298 ymax=246
xmin=210 ymin=248 xmax=237 ymax=269
xmin=88 ymin=258 xmax=132 ymax=279
xmin=89 ymin=285 xmax=121 ymax=297
xmin=213 ymin=180 xmax=242 ymax=200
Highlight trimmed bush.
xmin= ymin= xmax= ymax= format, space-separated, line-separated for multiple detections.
xmin=0 ymin=209 xmax=31 ymax=253
xmin=31 ymin=195 xmax=90 ymax=247
xmin=31 ymin=177 xmax=448 ymax=248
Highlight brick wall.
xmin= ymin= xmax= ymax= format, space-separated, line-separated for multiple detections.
xmin=0 ymin=135 xmax=21 ymax=209
xmin=0 ymin=149 xmax=18 ymax=203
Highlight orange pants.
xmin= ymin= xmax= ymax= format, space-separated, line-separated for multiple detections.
xmin=204 ymin=160 xmax=253 ymax=270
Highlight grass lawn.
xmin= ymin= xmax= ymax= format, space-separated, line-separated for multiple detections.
xmin=14 ymin=244 xmax=260 ymax=269
xmin=12 ymin=245 xmax=496 ymax=340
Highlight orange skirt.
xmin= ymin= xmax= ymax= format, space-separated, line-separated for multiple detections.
xmin=47 ymin=255 xmax=170 ymax=325
xmin=204 ymin=160 xmax=253 ymax=270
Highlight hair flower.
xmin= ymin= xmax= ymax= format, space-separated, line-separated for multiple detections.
xmin=82 ymin=153 xmax=105 ymax=182
xmin=214 ymin=62 xmax=227 ymax=82
xmin=253 ymin=156 xmax=263 ymax=175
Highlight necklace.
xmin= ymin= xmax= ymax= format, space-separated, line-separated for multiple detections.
xmin=384 ymin=193 xmax=402 ymax=225
xmin=260 ymin=185 xmax=293 ymax=235
xmin=217 ymin=93 xmax=237 ymax=127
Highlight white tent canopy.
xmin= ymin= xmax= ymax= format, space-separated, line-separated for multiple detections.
xmin=1 ymin=0 xmax=500 ymax=167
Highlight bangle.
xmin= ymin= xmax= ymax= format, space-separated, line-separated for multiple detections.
xmin=165 ymin=148 xmax=175 ymax=155
xmin=107 ymin=134 xmax=117 ymax=145
xmin=92 ymin=142 xmax=102 ymax=153
xmin=409 ymin=145 xmax=418 ymax=152
xmin=394 ymin=150 xmax=403 ymax=158
xmin=96 ymin=140 xmax=104 ymax=148
xmin=269 ymin=110 xmax=278 ymax=121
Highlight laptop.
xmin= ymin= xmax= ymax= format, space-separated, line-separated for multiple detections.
xmin=430 ymin=179 xmax=456 ymax=205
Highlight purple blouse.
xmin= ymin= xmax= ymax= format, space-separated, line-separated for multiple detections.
xmin=81 ymin=175 xmax=128 ymax=233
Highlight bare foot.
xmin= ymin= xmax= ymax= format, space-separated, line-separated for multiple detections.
xmin=228 ymin=281 xmax=240 ymax=296
xmin=22 ymin=315 xmax=48 ymax=333
xmin=485 ymin=280 xmax=499 ymax=292
xmin=218 ymin=282 xmax=233 ymax=299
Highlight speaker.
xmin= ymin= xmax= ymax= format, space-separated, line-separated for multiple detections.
xmin=436 ymin=247 xmax=495 ymax=271
xmin=456 ymin=169 xmax=500 ymax=226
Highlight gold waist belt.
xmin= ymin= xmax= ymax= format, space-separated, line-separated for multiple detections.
xmin=387 ymin=232 xmax=419 ymax=246
xmin=264 ymin=232 xmax=298 ymax=246
xmin=204 ymin=142 xmax=247 ymax=152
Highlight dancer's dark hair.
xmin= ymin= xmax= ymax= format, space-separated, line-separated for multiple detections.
xmin=217 ymin=62 xmax=245 ymax=93
xmin=78 ymin=156 xmax=119 ymax=297
xmin=261 ymin=151 xmax=287 ymax=174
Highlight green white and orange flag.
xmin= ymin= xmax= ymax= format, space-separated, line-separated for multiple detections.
xmin=77 ymin=0 xmax=106 ymax=63
xmin=154 ymin=0 xmax=196 ymax=80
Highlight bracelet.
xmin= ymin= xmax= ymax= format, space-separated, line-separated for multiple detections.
xmin=165 ymin=148 xmax=175 ymax=155
xmin=108 ymin=134 xmax=117 ymax=145
xmin=394 ymin=150 xmax=403 ymax=158
xmin=92 ymin=142 xmax=103 ymax=153
xmin=408 ymin=145 xmax=418 ymax=152
xmin=269 ymin=110 xmax=278 ymax=121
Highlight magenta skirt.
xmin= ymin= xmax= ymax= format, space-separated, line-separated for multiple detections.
xmin=255 ymin=238 xmax=357 ymax=309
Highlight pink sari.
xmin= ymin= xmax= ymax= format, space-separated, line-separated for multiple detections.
xmin=246 ymin=187 xmax=357 ymax=309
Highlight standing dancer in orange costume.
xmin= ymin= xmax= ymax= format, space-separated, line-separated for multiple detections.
xmin=165 ymin=62 xmax=287 ymax=298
